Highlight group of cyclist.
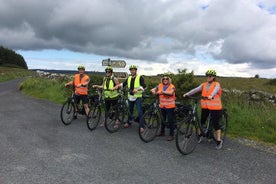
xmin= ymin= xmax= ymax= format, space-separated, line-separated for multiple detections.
xmin=65 ymin=64 xmax=224 ymax=149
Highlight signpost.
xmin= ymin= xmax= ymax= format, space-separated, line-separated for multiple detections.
xmin=102 ymin=58 xmax=128 ymax=78
xmin=102 ymin=58 xmax=126 ymax=68
xmin=113 ymin=72 xmax=128 ymax=79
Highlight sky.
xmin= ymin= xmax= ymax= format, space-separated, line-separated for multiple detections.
xmin=1 ymin=0 xmax=276 ymax=78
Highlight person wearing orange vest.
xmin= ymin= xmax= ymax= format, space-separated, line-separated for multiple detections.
xmin=65 ymin=65 xmax=90 ymax=118
xmin=183 ymin=69 xmax=223 ymax=149
xmin=151 ymin=73 xmax=176 ymax=141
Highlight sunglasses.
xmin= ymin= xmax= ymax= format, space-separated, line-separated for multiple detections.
xmin=106 ymin=71 xmax=111 ymax=73
xmin=162 ymin=77 xmax=169 ymax=80
xmin=207 ymin=75 xmax=214 ymax=77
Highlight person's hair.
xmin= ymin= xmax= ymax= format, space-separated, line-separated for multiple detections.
xmin=161 ymin=76 xmax=172 ymax=84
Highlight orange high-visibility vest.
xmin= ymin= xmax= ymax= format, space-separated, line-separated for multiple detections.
xmin=73 ymin=74 xmax=89 ymax=95
xmin=201 ymin=82 xmax=222 ymax=110
xmin=158 ymin=83 xmax=176 ymax=109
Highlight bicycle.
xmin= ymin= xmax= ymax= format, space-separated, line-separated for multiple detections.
xmin=60 ymin=86 xmax=94 ymax=125
xmin=104 ymin=89 xmax=129 ymax=133
xmin=138 ymin=95 xmax=190 ymax=143
xmin=175 ymin=96 xmax=228 ymax=155
xmin=86 ymin=88 xmax=105 ymax=131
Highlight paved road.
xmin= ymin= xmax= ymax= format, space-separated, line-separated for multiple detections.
xmin=0 ymin=79 xmax=275 ymax=184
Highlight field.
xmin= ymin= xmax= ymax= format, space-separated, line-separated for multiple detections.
xmin=1 ymin=66 xmax=276 ymax=147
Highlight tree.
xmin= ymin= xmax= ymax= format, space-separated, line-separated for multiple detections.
xmin=0 ymin=46 xmax=28 ymax=69
xmin=172 ymin=69 xmax=199 ymax=98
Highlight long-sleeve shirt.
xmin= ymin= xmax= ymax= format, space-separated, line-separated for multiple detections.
xmin=186 ymin=82 xmax=220 ymax=97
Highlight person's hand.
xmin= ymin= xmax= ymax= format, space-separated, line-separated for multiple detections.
xmin=132 ymin=88 xmax=138 ymax=94
xmin=208 ymin=95 xmax=213 ymax=100
xmin=76 ymin=84 xmax=82 ymax=88
xmin=183 ymin=93 xmax=187 ymax=97
xmin=151 ymin=89 xmax=156 ymax=94
xmin=156 ymin=90 xmax=162 ymax=95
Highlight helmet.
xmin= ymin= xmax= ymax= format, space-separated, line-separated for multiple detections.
xmin=105 ymin=66 xmax=113 ymax=72
xmin=77 ymin=65 xmax=85 ymax=70
xmin=129 ymin=65 xmax=137 ymax=70
xmin=205 ymin=69 xmax=216 ymax=76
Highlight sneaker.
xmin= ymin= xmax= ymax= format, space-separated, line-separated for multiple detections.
xmin=140 ymin=127 xmax=145 ymax=133
xmin=156 ymin=132 xmax=165 ymax=137
xmin=167 ymin=135 xmax=174 ymax=141
xmin=216 ymin=140 xmax=223 ymax=150
xmin=73 ymin=115 xmax=77 ymax=119
xmin=197 ymin=135 xmax=203 ymax=144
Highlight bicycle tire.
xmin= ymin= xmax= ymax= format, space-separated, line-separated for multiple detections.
xmin=117 ymin=102 xmax=128 ymax=126
xmin=60 ymin=100 xmax=75 ymax=125
xmin=175 ymin=117 xmax=198 ymax=155
xmin=139 ymin=110 xmax=160 ymax=143
xmin=104 ymin=106 xmax=121 ymax=133
xmin=86 ymin=105 xmax=101 ymax=131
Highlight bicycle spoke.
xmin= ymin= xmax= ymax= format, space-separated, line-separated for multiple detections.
xmin=139 ymin=111 xmax=160 ymax=143
xmin=60 ymin=101 xmax=74 ymax=125
xmin=86 ymin=106 xmax=101 ymax=131
xmin=176 ymin=120 xmax=197 ymax=155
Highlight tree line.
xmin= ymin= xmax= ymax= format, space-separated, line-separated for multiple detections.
xmin=0 ymin=46 xmax=28 ymax=69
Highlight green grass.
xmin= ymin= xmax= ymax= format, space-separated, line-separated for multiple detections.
xmin=2 ymin=67 xmax=276 ymax=146
xmin=0 ymin=66 xmax=34 ymax=82
xmin=19 ymin=77 xmax=69 ymax=104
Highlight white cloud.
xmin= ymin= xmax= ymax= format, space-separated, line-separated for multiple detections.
xmin=1 ymin=0 xmax=276 ymax=78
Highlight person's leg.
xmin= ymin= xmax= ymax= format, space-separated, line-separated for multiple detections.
xmin=82 ymin=95 xmax=89 ymax=116
xmin=135 ymin=98 xmax=145 ymax=130
xmin=167 ymin=108 xmax=175 ymax=136
xmin=159 ymin=108 xmax=166 ymax=135
xmin=198 ymin=108 xmax=209 ymax=142
xmin=211 ymin=110 xmax=223 ymax=149
xmin=124 ymin=100 xmax=134 ymax=127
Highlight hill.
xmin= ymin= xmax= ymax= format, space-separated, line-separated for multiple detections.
xmin=0 ymin=46 xmax=28 ymax=69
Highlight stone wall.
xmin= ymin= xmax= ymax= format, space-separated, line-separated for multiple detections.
xmin=223 ymin=88 xmax=276 ymax=105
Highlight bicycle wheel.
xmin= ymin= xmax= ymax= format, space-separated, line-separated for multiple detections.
xmin=213 ymin=108 xmax=229 ymax=141
xmin=104 ymin=106 xmax=121 ymax=133
xmin=175 ymin=117 xmax=198 ymax=155
xmin=60 ymin=100 xmax=75 ymax=125
xmin=139 ymin=110 xmax=160 ymax=143
xmin=86 ymin=105 xmax=101 ymax=131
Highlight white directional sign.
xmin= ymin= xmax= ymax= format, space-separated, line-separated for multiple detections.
xmin=113 ymin=72 xmax=128 ymax=79
xmin=102 ymin=58 xmax=126 ymax=68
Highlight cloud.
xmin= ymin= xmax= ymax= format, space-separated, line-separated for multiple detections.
xmin=0 ymin=0 xmax=276 ymax=70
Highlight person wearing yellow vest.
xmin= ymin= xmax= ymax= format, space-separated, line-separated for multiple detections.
xmin=183 ymin=69 xmax=223 ymax=149
xmin=93 ymin=66 xmax=120 ymax=126
xmin=65 ymin=65 xmax=90 ymax=118
xmin=151 ymin=73 xmax=176 ymax=141
xmin=118 ymin=65 xmax=146 ymax=133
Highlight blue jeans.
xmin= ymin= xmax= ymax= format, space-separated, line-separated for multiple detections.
xmin=160 ymin=108 xmax=175 ymax=136
xmin=127 ymin=98 xmax=145 ymax=128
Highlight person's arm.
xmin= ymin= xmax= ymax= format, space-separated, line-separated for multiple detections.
xmin=119 ymin=79 xmax=128 ymax=89
xmin=65 ymin=81 xmax=73 ymax=87
xmin=93 ymin=79 xmax=104 ymax=89
xmin=209 ymin=83 xmax=221 ymax=99
xmin=183 ymin=84 xmax=203 ymax=97
xmin=111 ymin=77 xmax=120 ymax=90
xmin=150 ymin=85 xmax=158 ymax=95
xmin=162 ymin=85 xmax=175 ymax=96
xmin=133 ymin=76 xmax=146 ymax=93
